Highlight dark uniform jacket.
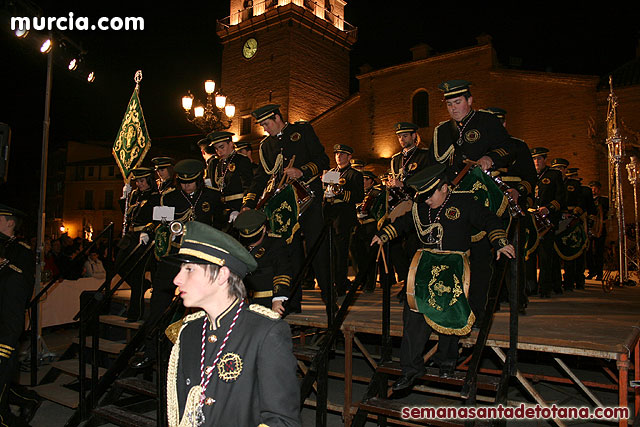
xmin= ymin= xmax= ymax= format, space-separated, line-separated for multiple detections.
xmin=120 ymin=188 xmax=161 ymax=235
xmin=168 ymin=302 xmax=301 ymax=427
xmin=377 ymin=193 xmax=510 ymax=255
xmin=210 ymin=152 xmax=254 ymax=215
xmin=535 ymin=167 xmax=565 ymax=224
xmin=158 ymin=178 xmax=176 ymax=195
xmin=160 ymin=186 xmax=225 ymax=231
xmin=495 ymin=137 xmax=537 ymax=208
xmin=323 ymin=164 xmax=364 ymax=231
xmin=243 ymin=122 xmax=330 ymax=209
xmin=0 ymin=234 xmax=35 ymax=389
xmin=245 ymin=235 xmax=292 ymax=308
xmin=357 ymin=184 xmax=384 ymax=225
xmin=391 ymin=146 xmax=431 ymax=188
xmin=429 ymin=110 xmax=511 ymax=176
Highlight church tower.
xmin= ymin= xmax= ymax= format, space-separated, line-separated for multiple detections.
xmin=216 ymin=0 xmax=356 ymax=143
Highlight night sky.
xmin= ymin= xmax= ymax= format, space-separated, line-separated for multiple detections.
xmin=1 ymin=1 xmax=639 ymax=216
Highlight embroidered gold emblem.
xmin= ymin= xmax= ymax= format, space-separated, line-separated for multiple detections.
xmin=567 ymin=185 xmax=575 ymax=192
xmin=290 ymin=132 xmax=301 ymax=142
xmin=542 ymin=178 xmax=551 ymax=185
xmin=445 ymin=206 xmax=460 ymax=220
xmin=228 ymin=162 xmax=236 ymax=172
xmin=202 ymin=201 xmax=211 ymax=212
xmin=338 ymin=178 xmax=346 ymax=185
xmin=408 ymin=162 xmax=418 ymax=172
xmin=464 ymin=129 xmax=480 ymax=143
xmin=217 ymin=352 xmax=243 ymax=382
xmin=255 ymin=247 xmax=266 ymax=258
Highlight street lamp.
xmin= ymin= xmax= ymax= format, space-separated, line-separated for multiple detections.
xmin=181 ymin=79 xmax=235 ymax=134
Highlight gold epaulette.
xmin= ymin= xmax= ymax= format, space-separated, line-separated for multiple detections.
xmin=248 ymin=303 xmax=281 ymax=320
xmin=164 ymin=311 xmax=206 ymax=344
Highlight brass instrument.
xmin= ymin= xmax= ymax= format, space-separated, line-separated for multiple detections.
xmin=528 ymin=207 xmax=553 ymax=238
xmin=169 ymin=220 xmax=185 ymax=237
xmin=483 ymin=170 xmax=525 ymax=217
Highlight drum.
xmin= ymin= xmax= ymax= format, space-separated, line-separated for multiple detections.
xmin=554 ymin=215 xmax=588 ymax=260
xmin=454 ymin=166 xmax=508 ymax=218
xmin=406 ymin=248 xmax=474 ymax=336
xmin=290 ymin=179 xmax=314 ymax=214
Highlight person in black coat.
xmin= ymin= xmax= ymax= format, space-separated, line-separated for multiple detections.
xmin=164 ymin=221 xmax=300 ymax=427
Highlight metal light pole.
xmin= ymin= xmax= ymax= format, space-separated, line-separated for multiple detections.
xmin=626 ymin=155 xmax=640 ymax=272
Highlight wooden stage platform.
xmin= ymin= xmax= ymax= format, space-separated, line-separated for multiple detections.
xmin=287 ymin=279 xmax=640 ymax=426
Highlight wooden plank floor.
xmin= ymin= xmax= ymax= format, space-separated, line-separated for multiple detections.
xmin=286 ymin=277 xmax=640 ymax=360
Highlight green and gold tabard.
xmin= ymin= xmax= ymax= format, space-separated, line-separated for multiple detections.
xmin=407 ymin=249 xmax=474 ymax=335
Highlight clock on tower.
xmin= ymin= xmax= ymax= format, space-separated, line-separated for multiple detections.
xmin=216 ymin=0 xmax=356 ymax=142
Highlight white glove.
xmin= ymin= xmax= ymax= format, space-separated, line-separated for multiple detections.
xmin=228 ymin=211 xmax=240 ymax=223
xmin=324 ymin=188 xmax=335 ymax=198
xmin=139 ymin=232 xmax=149 ymax=245
xmin=122 ymin=183 xmax=132 ymax=199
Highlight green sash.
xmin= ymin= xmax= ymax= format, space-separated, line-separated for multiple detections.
xmin=407 ymin=249 xmax=474 ymax=335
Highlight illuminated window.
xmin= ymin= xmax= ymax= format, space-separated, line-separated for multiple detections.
xmin=412 ymin=90 xmax=429 ymax=128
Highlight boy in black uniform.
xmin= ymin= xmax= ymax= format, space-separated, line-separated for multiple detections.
xmin=352 ymin=171 xmax=384 ymax=292
xmin=243 ymin=104 xmax=331 ymax=310
xmin=152 ymin=156 xmax=176 ymax=194
xmin=323 ymin=144 xmax=364 ymax=296
xmin=234 ymin=209 xmax=293 ymax=315
xmin=196 ymin=137 xmax=216 ymax=186
xmin=208 ymin=131 xmax=254 ymax=226
xmin=386 ymin=122 xmax=431 ymax=293
xmin=118 ymin=167 xmax=161 ymax=321
xmin=531 ymin=148 xmax=565 ymax=297
xmin=0 ymin=205 xmax=37 ymax=427
xmin=131 ymin=159 xmax=224 ymax=369
xmin=165 ymin=221 xmax=301 ymax=427
xmin=587 ymin=181 xmax=609 ymax=280
xmin=371 ymin=165 xmax=514 ymax=390
xmin=235 ymin=141 xmax=259 ymax=176
xmin=430 ymin=81 xmax=512 ymax=325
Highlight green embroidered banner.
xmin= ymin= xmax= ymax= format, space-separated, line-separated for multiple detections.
xmin=263 ymin=184 xmax=300 ymax=244
xmin=113 ymin=86 xmax=151 ymax=180
xmin=408 ymin=249 xmax=474 ymax=335
xmin=554 ymin=216 xmax=588 ymax=261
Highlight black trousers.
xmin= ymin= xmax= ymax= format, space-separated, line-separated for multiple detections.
xmin=537 ymin=232 xmax=562 ymax=295
xmin=587 ymin=232 xmax=607 ymax=277
xmin=290 ymin=198 xmax=331 ymax=307
xmin=143 ymin=259 xmax=180 ymax=358
xmin=468 ymin=238 xmax=494 ymax=324
xmin=351 ymin=220 xmax=378 ymax=290
xmin=400 ymin=302 xmax=459 ymax=376
xmin=115 ymin=234 xmax=151 ymax=320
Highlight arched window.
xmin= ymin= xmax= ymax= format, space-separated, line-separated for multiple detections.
xmin=412 ymin=90 xmax=429 ymax=128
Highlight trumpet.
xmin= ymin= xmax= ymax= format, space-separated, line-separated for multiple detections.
xmin=169 ymin=220 xmax=185 ymax=237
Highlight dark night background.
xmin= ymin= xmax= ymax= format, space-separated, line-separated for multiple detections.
xmin=1 ymin=1 xmax=639 ymax=228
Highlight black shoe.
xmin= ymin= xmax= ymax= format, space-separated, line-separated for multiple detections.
xmin=11 ymin=387 xmax=42 ymax=423
xmin=129 ymin=355 xmax=155 ymax=369
xmin=439 ymin=362 xmax=455 ymax=378
xmin=391 ymin=370 xmax=424 ymax=391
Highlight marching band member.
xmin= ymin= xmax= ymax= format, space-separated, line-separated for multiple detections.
xmin=371 ymin=164 xmax=514 ymax=390
xmin=586 ymin=180 xmax=609 ymax=280
xmin=233 ymin=209 xmax=293 ymax=315
xmin=152 ymin=156 xmax=176 ymax=194
xmin=118 ymin=167 xmax=160 ymax=322
xmin=530 ymin=148 xmax=566 ymax=297
xmin=323 ymin=144 xmax=364 ymax=296
xmin=243 ymin=104 xmax=331 ymax=311
xmin=165 ymin=221 xmax=301 ymax=427
xmin=207 ymin=131 xmax=254 ymax=227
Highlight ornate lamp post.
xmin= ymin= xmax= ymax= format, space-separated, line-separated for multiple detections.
xmin=181 ymin=79 xmax=235 ymax=134
xmin=626 ymin=154 xmax=640 ymax=271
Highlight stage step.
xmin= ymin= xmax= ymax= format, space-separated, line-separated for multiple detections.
xmin=99 ymin=314 xmax=143 ymax=329
xmin=91 ymin=404 xmax=156 ymax=427
xmin=293 ymin=345 xmax=317 ymax=362
xmin=359 ymin=397 xmax=462 ymax=426
xmin=50 ymin=358 xmax=107 ymax=379
xmin=377 ymin=361 xmax=500 ymax=391
xmin=32 ymin=379 xmax=79 ymax=409
xmin=115 ymin=377 xmax=158 ymax=398
xmin=72 ymin=337 xmax=126 ymax=354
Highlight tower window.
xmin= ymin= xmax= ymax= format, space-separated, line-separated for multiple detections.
xmin=412 ymin=90 xmax=429 ymax=128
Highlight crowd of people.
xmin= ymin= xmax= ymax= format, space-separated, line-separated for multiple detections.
xmin=0 ymin=78 xmax=615 ymax=426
